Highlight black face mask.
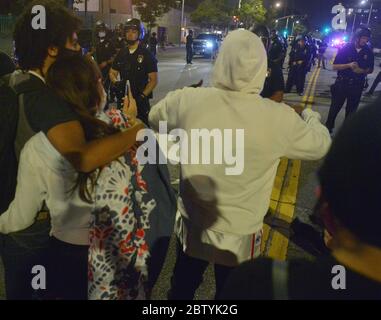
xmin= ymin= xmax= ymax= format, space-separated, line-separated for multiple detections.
xmin=58 ymin=47 xmax=83 ymax=60
xmin=126 ymin=39 xmax=138 ymax=46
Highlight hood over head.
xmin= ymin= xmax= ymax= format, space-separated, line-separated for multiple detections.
xmin=211 ymin=29 xmax=267 ymax=94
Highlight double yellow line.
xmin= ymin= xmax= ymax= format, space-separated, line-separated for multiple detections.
xmin=261 ymin=65 xmax=322 ymax=260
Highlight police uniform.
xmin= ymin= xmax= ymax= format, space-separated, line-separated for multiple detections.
xmin=261 ymin=60 xmax=285 ymax=99
xmin=95 ymin=38 xmax=116 ymax=82
xmin=326 ymin=42 xmax=374 ymax=132
xmin=318 ymin=41 xmax=328 ymax=69
xmin=113 ymin=36 xmax=126 ymax=52
xmin=112 ymin=45 xmax=158 ymax=125
xmin=149 ymin=35 xmax=158 ymax=57
xmin=286 ymin=42 xmax=309 ymax=95
xmin=269 ymin=36 xmax=286 ymax=67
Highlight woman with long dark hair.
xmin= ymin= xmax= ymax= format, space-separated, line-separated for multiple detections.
xmin=0 ymin=56 xmax=175 ymax=299
xmin=47 ymin=56 xmax=176 ymax=300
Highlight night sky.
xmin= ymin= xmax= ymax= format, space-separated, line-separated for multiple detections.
xmin=294 ymin=0 xmax=344 ymax=28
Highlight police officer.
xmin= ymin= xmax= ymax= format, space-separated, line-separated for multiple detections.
xmin=318 ymin=40 xmax=328 ymax=69
xmin=269 ymin=30 xmax=286 ymax=69
xmin=253 ymin=25 xmax=285 ymax=102
xmin=113 ymin=23 xmax=126 ymax=53
xmin=326 ymin=27 xmax=374 ymax=133
xmin=109 ymin=18 xmax=158 ymax=125
xmin=95 ymin=20 xmax=116 ymax=84
xmin=149 ymin=32 xmax=158 ymax=57
xmin=109 ymin=23 xmax=126 ymax=104
xmin=186 ymin=30 xmax=194 ymax=64
xmin=285 ymin=35 xmax=309 ymax=96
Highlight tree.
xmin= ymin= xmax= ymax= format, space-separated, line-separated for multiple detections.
xmin=190 ymin=0 xmax=232 ymax=29
xmin=235 ymin=0 xmax=266 ymax=29
xmin=132 ymin=0 xmax=177 ymax=30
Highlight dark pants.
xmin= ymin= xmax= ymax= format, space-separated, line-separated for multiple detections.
xmin=0 ymin=219 xmax=51 ymax=300
xmin=326 ymin=80 xmax=364 ymax=132
xmin=150 ymin=47 xmax=157 ymax=57
xmin=168 ymin=240 xmax=234 ymax=300
xmin=48 ymin=237 xmax=89 ymax=300
xmin=286 ymin=65 xmax=307 ymax=94
xmin=186 ymin=46 xmax=193 ymax=64
xmin=318 ymin=54 xmax=326 ymax=69
xmin=368 ymin=71 xmax=381 ymax=94
xmin=136 ymin=96 xmax=151 ymax=127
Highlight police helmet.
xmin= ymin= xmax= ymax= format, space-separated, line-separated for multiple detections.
xmin=354 ymin=26 xmax=371 ymax=39
xmin=124 ymin=18 xmax=145 ymax=40
xmin=95 ymin=20 xmax=106 ymax=31
xmin=115 ymin=23 xmax=124 ymax=31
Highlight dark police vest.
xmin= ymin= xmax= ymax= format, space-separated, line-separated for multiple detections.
xmin=112 ymin=45 xmax=158 ymax=99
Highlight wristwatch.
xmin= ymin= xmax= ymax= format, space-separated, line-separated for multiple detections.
xmin=140 ymin=93 xmax=147 ymax=99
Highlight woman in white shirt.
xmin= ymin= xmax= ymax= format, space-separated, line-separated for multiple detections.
xmin=1 ymin=56 xmax=175 ymax=300
xmin=0 ymin=56 xmax=144 ymax=299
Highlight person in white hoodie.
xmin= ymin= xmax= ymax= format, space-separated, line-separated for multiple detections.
xmin=148 ymin=29 xmax=332 ymax=299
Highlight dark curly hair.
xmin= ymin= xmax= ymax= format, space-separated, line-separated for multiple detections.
xmin=318 ymin=102 xmax=381 ymax=248
xmin=14 ymin=0 xmax=81 ymax=70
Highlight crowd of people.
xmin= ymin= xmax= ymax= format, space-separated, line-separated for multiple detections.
xmin=0 ymin=0 xmax=380 ymax=300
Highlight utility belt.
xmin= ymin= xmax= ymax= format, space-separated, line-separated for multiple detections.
xmin=335 ymin=76 xmax=365 ymax=86
xmin=291 ymin=60 xmax=305 ymax=66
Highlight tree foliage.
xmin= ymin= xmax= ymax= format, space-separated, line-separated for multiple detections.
xmin=190 ymin=0 xmax=232 ymax=29
xmin=132 ymin=0 xmax=177 ymax=30
xmin=235 ymin=0 xmax=266 ymax=29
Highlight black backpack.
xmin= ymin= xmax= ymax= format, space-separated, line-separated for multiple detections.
xmin=0 ymin=73 xmax=18 ymax=213
xmin=0 ymin=71 xmax=37 ymax=214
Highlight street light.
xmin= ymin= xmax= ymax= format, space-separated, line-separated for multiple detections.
xmin=275 ymin=2 xmax=281 ymax=8
xmin=179 ymin=0 xmax=185 ymax=46
xmin=360 ymin=0 xmax=374 ymax=26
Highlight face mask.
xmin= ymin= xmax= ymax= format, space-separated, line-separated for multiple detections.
xmin=58 ymin=47 xmax=82 ymax=60
xmin=126 ymin=39 xmax=138 ymax=46
xmin=99 ymin=32 xmax=106 ymax=38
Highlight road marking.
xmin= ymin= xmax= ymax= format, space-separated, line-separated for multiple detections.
xmin=262 ymin=65 xmax=322 ymax=260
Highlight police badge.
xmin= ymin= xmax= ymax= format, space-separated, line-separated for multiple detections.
xmin=137 ymin=55 xmax=144 ymax=63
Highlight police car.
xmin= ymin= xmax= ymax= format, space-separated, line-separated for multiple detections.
xmin=193 ymin=33 xmax=220 ymax=57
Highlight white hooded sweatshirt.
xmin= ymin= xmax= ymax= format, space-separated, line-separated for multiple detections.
xmin=149 ymin=30 xmax=331 ymax=237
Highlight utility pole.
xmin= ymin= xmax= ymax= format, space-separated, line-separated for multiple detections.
xmin=367 ymin=1 xmax=374 ymax=26
xmin=352 ymin=13 xmax=357 ymax=36
xmin=180 ymin=0 xmax=185 ymax=46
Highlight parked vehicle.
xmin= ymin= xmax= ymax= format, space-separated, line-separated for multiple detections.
xmin=193 ymin=33 xmax=221 ymax=57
